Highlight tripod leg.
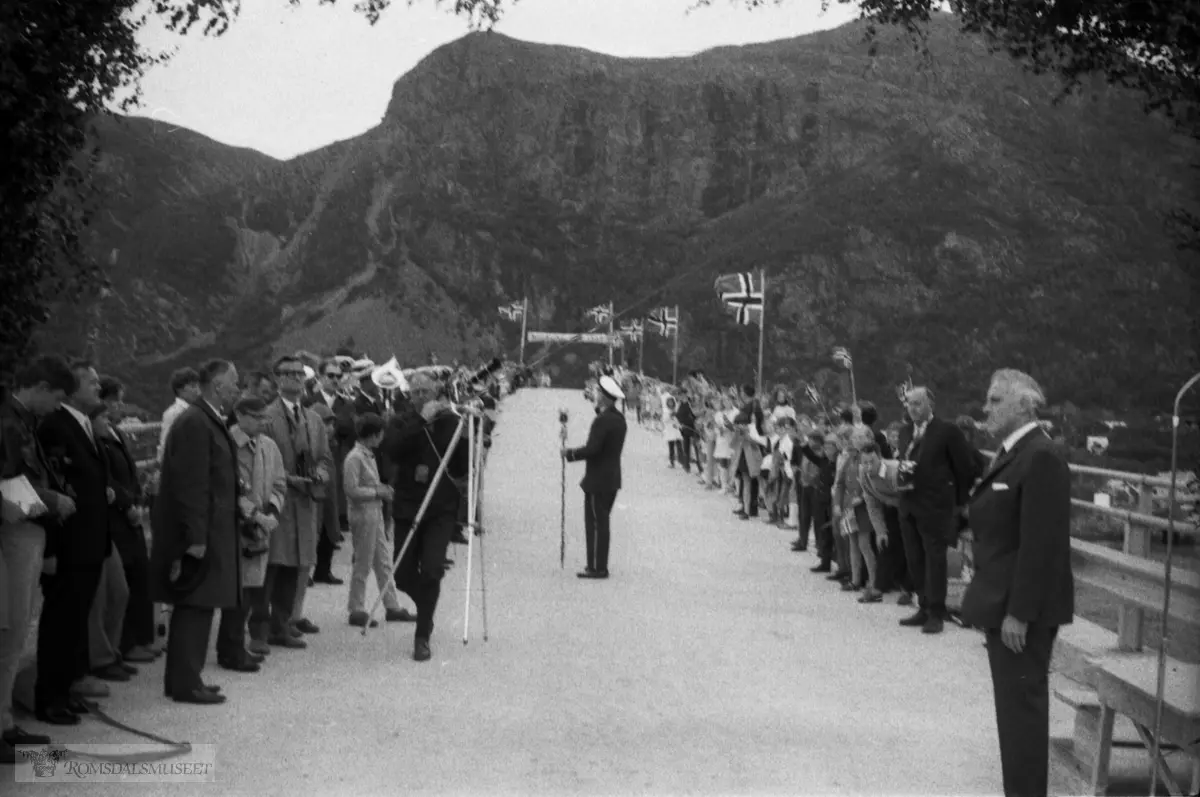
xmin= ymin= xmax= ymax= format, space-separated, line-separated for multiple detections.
xmin=479 ymin=525 xmax=488 ymax=642
xmin=462 ymin=525 xmax=474 ymax=645
xmin=463 ymin=415 xmax=475 ymax=646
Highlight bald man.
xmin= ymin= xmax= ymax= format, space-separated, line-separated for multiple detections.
xmin=962 ymin=369 xmax=1073 ymax=797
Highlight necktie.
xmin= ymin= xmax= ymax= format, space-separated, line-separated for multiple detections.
xmin=292 ymin=404 xmax=300 ymax=425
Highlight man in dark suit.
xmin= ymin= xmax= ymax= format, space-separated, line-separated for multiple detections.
xmin=961 ymin=369 xmax=1073 ymax=797
xmin=563 ymin=375 xmax=627 ymax=580
xmin=35 ymin=361 xmax=114 ymax=724
xmin=308 ymin=358 xmax=354 ymax=585
xmin=150 ymin=359 xmax=243 ymax=705
xmin=895 ymin=386 xmax=981 ymax=634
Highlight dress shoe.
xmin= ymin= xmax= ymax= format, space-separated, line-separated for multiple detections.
xmin=348 ymin=611 xmax=379 ymax=628
xmin=899 ymin=610 xmax=930 ymax=627
xmin=247 ymin=640 xmax=271 ymax=656
xmin=857 ymin=590 xmax=883 ymax=604
xmin=922 ymin=616 xmax=945 ymax=634
xmin=413 ymin=637 xmax=432 ymax=662
xmin=245 ymin=651 xmax=265 ymax=664
xmin=3 ymin=726 xmax=51 ymax=746
xmin=217 ymin=658 xmax=261 ymax=673
xmin=312 ymin=572 xmax=344 ymax=585
xmin=450 ymin=530 xmax=469 ymax=545
xmin=268 ymin=634 xmax=307 ymax=649
xmin=123 ymin=646 xmax=157 ymax=663
xmin=578 ymin=570 xmax=609 ymax=580
xmin=810 ymin=562 xmax=831 ymax=573
xmin=35 ymin=706 xmax=80 ymax=726
xmin=118 ymin=661 xmax=139 ymax=675
xmin=825 ymin=572 xmax=845 ymax=582
xmin=385 ymin=608 xmax=416 ymax=623
xmin=91 ymin=663 xmax=131 ymax=682
xmin=162 ymin=685 xmax=221 ymax=698
xmin=897 ymin=591 xmax=914 ymax=606
xmin=840 ymin=582 xmax=860 ymax=592
xmin=293 ymin=618 xmax=320 ymax=634
xmin=173 ymin=689 xmax=226 ymax=705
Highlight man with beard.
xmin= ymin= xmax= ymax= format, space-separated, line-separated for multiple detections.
xmin=385 ymin=374 xmax=467 ymax=661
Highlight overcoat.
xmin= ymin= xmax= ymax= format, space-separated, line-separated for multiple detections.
xmin=262 ymin=397 xmax=332 ymax=568
xmin=149 ymin=401 xmax=241 ymax=608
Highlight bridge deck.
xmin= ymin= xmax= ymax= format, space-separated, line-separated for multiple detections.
xmin=13 ymin=388 xmax=1020 ymax=794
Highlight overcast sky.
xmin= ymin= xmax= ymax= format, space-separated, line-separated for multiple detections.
xmin=132 ymin=0 xmax=862 ymax=160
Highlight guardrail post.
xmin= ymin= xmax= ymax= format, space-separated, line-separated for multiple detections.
xmin=1116 ymin=482 xmax=1154 ymax=651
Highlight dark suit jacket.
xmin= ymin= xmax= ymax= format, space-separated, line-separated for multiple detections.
xmin=98 ymin=427 xmax=144 ymax=565
xmin=383 ymin=407 xmax=469 ymax=518
xmin=897 ymin=415 xmax=980 ymax=518
xmin=379 ymin=407 xmax=426 ymax=522
xmin=565 ymin=406 xmax=627 ymax=493
xmin=354 ymin=391 xmax=387 ymax=419
xmin=38 ymin=408 xmax=111 ymax=568
xmin=149 ymin=402 xmax=242 ymax=609
xmin=960 ymin=428 xmax=1075 ymax=630
xmin=676 ymin=402 xmax=697 ymax=436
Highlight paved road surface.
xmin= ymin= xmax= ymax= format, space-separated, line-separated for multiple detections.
xmin=9 ymin=388 xmax=1007 ymax=795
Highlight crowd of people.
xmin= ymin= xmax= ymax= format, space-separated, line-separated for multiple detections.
xmin=612 ymin=367 xmax=990 ymax=629
xmin=0 ymin=350 xmax=508 ymax=762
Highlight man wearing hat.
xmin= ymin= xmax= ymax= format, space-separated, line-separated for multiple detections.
xmin=562 ymin=374 xmax=627 ymax=580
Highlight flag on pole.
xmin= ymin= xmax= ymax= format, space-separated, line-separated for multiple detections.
xmin=647 ymin=306 xmax=677 ymax=336
xmin=498 ymin=300 xmax=524 ymax=321
xmin=832 ymin=346 xmax=853 ymax=370
xmin=619 ymin=319 xmax=643 ymax=341
xmin=586 ymin=302 xmax=613 ymax=325
xmin=714 ymin=272 xmax=764 ymax=326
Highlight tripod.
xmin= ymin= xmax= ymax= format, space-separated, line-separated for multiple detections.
xmin=362 ymin=409 xmax=489 ymax=645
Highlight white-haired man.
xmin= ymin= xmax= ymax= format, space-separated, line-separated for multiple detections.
xmin=961 ymin=369 xmax=1074 ymax=797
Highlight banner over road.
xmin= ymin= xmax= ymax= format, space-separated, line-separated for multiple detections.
xmin=527 ymin=331 xmax=618 ymax=345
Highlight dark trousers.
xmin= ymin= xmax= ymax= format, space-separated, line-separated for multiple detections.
xmin=796 ymin=485 xmax=815 ymax=548
xmin=248 ymin=565 xmax=298 ymax=640
xmin=812 ymin=498 xmax=833 ymax=564
xmin=738 ymin=472 xmax=760 ymax=516
xmin=163 ymin=605 xmax=215 ymax=698
xmin=985 ymin=624 xmax=1058 ymax=797
xmin=667 ymin=441 xmax=680 ymax=466
xmin=583 ymin=490 xmax=617 ymax=573
xmin=216 ymin=588 xmax=250 ymax=662
xmin=873 ymin=504 xmax=912 ymax=593
xmin=898 ymin=508 xmax=955 ymax=616
xmin=35 ymin=561 xmax=103 ymax=709
xmin=394 ymin=512 xmax=456 ymax=641
xmin=118 ymin=539 xmax=156 ymax=652
xmin=314 ymin=534 xmax=336 ymax=578
xmin=679 ymin=433 xmax=694 ymax=471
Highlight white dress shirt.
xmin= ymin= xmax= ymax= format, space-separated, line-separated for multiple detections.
xmin=998 ymin=421 xmax=1042 ymax=456
xmin=63 ymin=403 xmax=94 ymax=446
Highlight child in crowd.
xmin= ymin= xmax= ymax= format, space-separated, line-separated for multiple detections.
xmin=343 ymin=413 xmax=405 ymax=627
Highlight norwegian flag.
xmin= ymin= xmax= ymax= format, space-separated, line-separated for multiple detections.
xmin=586 ymin=302 xmax=613 ymax=325
xmin=832 ymin=346 xmax=853 ymax=370
xmin=714 ymin=272 xmax=764 ymax=326
xmin=498 ymin=301 xmax=523 ymax=321
xmin=619 ymin=319 xmax=643 ymax=341
xmin=647 ymin=306 xmax=677 ymax=336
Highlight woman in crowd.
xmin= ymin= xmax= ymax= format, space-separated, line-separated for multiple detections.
xmin=833 ymin=426 xmax=881 ymax=602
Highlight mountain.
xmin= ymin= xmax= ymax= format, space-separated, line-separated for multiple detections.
xmin=37 ymin=14 xmax=1198 ymax=415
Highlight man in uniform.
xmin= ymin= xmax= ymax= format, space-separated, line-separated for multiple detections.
xmin=563 ymin=375 xmax=627 ymax=580
xmin=961 ymin=369 xmax=1073 ymax=797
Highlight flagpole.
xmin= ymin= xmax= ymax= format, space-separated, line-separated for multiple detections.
xmin=639 ymin=325 xmax=645 ymax=376
xmin=519 ymin=297 xmax=528 ymax=366
xmin=608 ymin=304 xmax=614 ymax=368
xmin=757 ymin=270 xmax=766 ymax=397
xmin=849 ymin=362 xmax=858 ymax=406
xmin=672 ymin=305 xmax=679 ymax=386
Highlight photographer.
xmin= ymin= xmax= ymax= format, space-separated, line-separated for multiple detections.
xmin=386 ymin=374 xmax=469 ymax=662
xmin=256 ymin=356 xmax=333 ymax=649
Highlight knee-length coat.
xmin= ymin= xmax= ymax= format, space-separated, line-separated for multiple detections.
xmin=149 ymin=401 xmax=241 ymax=608
xmin=262 ymin=398 xmax=333 ymax=568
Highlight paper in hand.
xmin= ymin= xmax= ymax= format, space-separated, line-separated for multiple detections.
xmin=1 ymin=476 xmax=49 ymax=523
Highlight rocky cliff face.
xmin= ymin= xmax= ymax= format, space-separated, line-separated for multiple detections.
xmin=39 ymin=15 xmax=1197 ymax=413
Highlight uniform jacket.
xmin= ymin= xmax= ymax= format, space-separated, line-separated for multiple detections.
xmin=38 ymin=406 xmax=111 ymax=568
xmin=262 ymin=397 xmax=333 ymax=568
xmin=565 ymin=405 xmax=627 ymax=494
xmin=384 ymin=407 xmax=469 ymax=518
xmin=379 ymin=407 xmax=426 ymax=523
xmin=150 ymin=401 xmax=242 ymax=608
xmin=896 ymin=415 xmax=980 ymax=518
xmin=960 ymin=428 xmax=1075 ymax=630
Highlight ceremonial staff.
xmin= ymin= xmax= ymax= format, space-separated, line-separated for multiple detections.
xmin=559 ymin=408 xmax=568 ymax=568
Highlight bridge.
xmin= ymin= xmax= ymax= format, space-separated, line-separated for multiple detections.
xmin=8 ymin=388 xmax=1198 ymax=794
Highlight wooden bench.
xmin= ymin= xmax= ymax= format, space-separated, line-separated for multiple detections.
xmin=1090 ymin=655 xmax=1200 ymax=796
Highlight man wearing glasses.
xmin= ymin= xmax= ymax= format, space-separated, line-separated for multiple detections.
xmin=308 ymin=359 xmax=354 ymax=585
xmin=252 ymin=356 xmax=333 ymax=648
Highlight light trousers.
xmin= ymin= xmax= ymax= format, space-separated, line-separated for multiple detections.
xmin=347 ymin=511 xmax=402 ymax=614
xmin=0 ymin=522 xmax=44 ymax=731
xmin=849 ymin=504 xmax=878 ymax=588
xmin=88 ymin=547 xmax=129 ymax=669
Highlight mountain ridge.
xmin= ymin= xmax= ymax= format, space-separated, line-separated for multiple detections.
xmin=34 ymin=15 xmax=1196 ymax=416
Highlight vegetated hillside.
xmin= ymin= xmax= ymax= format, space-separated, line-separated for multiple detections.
xmin=38 ymin=14 xmax=1196 ymax=414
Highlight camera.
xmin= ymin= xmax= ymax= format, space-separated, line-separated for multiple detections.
xmin=896 ymin=460 xmax=918 ymax=491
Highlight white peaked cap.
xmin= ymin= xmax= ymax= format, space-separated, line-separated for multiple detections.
xmin=599 ymin=375 xmax=625 ymax=400
xmin=351 ymin=358 xmax=375 ymax=379
xmin=302 ymin=365 xmax=316 ymax=381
